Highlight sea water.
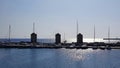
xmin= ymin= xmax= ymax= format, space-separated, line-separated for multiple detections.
xmin=0 ymin=49 xmax=120 ymax=68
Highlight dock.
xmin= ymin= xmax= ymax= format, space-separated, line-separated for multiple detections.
xmin=0 ymin=42 xmax=120 ymax=50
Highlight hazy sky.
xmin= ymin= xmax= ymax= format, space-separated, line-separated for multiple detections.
xmin=0 ymin=0 xmax=120 ymax=40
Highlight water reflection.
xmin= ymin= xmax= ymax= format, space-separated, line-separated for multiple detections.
xmin=0 ymin=49 xmax=120 ymax=68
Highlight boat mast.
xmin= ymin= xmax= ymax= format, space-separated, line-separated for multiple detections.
xmin=9 ymin=25 xmax=11 ymax=43
xmin=76 ymin=20 xmax=79 ymax=42
xmin=108 ymin=26 xmax=110 ymax=43
xmin=94 ymin=25 xmax=95 ymax=42
xmin=76 ymin=20 xmax=78 ymax=35
xmin=63 ymin=33 xmax=66 ymax=43
xmin=64 ymin=33 xmax=65 ymax=41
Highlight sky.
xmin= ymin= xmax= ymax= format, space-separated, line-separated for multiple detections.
xmin=0 ymin=0 xmax=120 ymax=40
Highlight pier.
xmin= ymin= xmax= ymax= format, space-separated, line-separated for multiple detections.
xmin=0 ymin=42 xmax=120 ymax=50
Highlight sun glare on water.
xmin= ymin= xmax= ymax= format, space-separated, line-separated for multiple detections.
xmin=60 ymin=49 xmax=100 ymax=61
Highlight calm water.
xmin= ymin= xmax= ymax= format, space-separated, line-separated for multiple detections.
xmin=0 ymin=49 xmax=120 ymax=68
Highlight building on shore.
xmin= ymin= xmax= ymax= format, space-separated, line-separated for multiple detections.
xmin=31 ymin=33 xmax=37 ymax=43
xmin=55 ymin=33 xmax=61 ymax=44
xmin=77 ymin=33 xmax=83 ymax=44
xmin=31 ymin=23 xmax=37 ymax=43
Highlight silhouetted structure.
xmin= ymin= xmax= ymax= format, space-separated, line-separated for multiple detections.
xmin=31 ymin=23 xmax=37 ymax=43
xmin=55 ymin=33 xmax=61 ymax=44
xmin=31 ymin=33 xmax=37 ymax=43
xmin=77 ymin=33 xmax=83 ymax=44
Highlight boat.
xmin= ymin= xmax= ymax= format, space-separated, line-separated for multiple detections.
xmin=106 ymin=45 xmax=111 ymax=50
